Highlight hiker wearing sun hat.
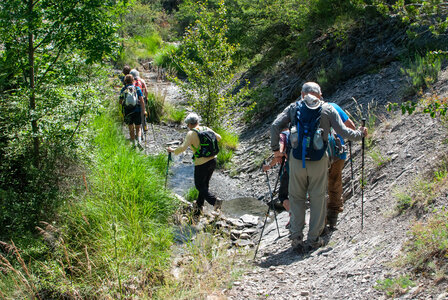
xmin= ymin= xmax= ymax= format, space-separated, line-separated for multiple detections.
xmin=270 ymin=82 xmax=368 ymax=253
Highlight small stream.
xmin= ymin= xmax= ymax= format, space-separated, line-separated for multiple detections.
xmin=167 ymin=151 xmax=267 ymax=219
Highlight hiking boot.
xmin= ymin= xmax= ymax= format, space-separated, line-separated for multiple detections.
xmin=305 ymin=237 xmax=325 ymax=252
xmin=327 ymin=210 xmax=339 ymax=230
xmin=192 ymin=203 xmax=202 ymax=217
xmin=291 ymin=238 xmax=305 ymax=253
xmin=213 ymin=199 xmax=223 ymax=211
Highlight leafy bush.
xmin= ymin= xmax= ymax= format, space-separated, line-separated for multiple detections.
xmin=214 ymin=127 xmax=239 ymax=150
xmin=401 ymin=53 xmax=442 ymax=94
xmin=217 ymin=147 xmax=234 ymax=169
xmin=399 ymin=209 xmax=448 ymax=278
xmin=243 ymin=86 xmax=276 ymax=123
xmin=147 ymin=90 xmax=166 ymax=124
xmin=374 ymin=275 xmax=415 ymax=297
xmin=162 ymin=103 xmax=187 ymax=124
xmin=0 ymin=97 xmax=179 ymax=297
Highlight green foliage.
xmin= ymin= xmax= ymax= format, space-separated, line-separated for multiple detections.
xmin=214 ymin=127 xmax=238 ymax=169
xmin=153 ymin=43 xmax=180 ymax=72
xmin=317 ymin=58 xmax=344 ymax=92
xmin=184 ymin=187 xmax=199 ymax=202
xmin=368 ymin=148 xmax=391 ymax=168
xmin=0 ymin=99 xmax=178 ymax=297
xmin=0 ymin=63 xmax=110 ymax=237
xmin=243 ymin=86 xmax=276 ymax=123
xmin=117 ymin=32 xmax=163 ymax=66
xmin=170 ymin=0 xmax=250 ymax=128
xmin=215 ymin=127 xmax=239 ymax=150
xmin=401 ymin=52 xmax=442 ymax=93
xmin=393 ymin=162 xmax=448 ymax=214
xmin=162 ymin=103 xmax=187 ymax=124
xmin=374 ymin=275 xmax=415 ymax=297
xmin=399 ymin=209 xmax=448 ymax=278
xmin=217 ymin=147 xmax=234 ymax=169
xmin=147 ymin=89 xmax=166 ymax=124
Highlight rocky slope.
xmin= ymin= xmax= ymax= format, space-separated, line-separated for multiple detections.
xmin=133 ymin=54 xmax=448 ymax=298
xmin=224 ymin=66 xmax=448 ymax=300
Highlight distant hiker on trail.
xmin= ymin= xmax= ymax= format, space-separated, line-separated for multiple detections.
xmin=119 ymin=74 xmax=146 ymax=148
xmin=263 ymin=128 xmax=291 ymax=228
xmin=120 ymin=65 xmax=131 ymax=85
xmin=270 ymin=82 xmax=368 ymax=253
xmin=130 ymin=69 xmax=149 ymax=132
xmin=167 ymin=113 xmax=223 ymax=216
xmin=326 ymin=102 xmax=356 ymax=230
xmin=130 ymin=69 xmax=148 ymax=100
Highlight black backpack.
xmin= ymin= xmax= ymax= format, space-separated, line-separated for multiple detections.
xmin=191 ymin=128 xmax=220 ymax=159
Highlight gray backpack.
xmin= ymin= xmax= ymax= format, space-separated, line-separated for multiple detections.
xmin=122 ymin=86 xmax=138 ymax=108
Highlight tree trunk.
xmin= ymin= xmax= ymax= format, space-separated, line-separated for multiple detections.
xmin=28 ymin=0 xmax=39 ymax=166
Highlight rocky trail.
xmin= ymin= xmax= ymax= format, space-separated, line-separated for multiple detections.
xmin=125 ymin=64 xmax=448 ymax=299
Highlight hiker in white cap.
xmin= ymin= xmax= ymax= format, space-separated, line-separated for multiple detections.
xmin=270 ymin=82 xmax=368 ymax=253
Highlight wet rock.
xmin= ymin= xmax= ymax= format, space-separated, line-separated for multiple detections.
xmin=240 ymin=214 xmax=259 ymax=226
xmin=233 ymin=239 xmax=254 ymax=247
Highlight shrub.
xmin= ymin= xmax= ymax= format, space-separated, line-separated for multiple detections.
xmin=398 ymin=209 xmax=448 ymax=279
xmin=401 ymin=53 xmax=442 ymax=94
xmin=374 ymin=275 xmax=415 ymax=297
xmin=214 ymin=127 xmax=239 ymax=150
xmin=162 ymin=103 xmax=187 ymax=124
xmin=147 ymin=90 xmax=166 ymax=124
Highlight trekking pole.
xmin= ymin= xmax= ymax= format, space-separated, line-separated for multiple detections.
xmin=349 ymin=141 xmax=354 ymax=198
xmin=361 ymin=118 xmax=366 ymax=231
xmin=165 ymin=152 xmax=172 ymax=189
xmin=254 ymin=160 xmax=281 ymax=260
xmin=151 ymin=122 xmax=156 ymax=142
xmin=272 ymin=156 xmax=286 ymax=198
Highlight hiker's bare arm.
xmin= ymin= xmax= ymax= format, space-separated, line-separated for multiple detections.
xmin=262 ymin=158 xmax=278 ymax=171
xmin=173 ymin=131 xmax=193 ymax=155
xmin=344 ymin=118 xmax=356 ymax=130
xmin=328 ymin=106 xmax=363 ymax=141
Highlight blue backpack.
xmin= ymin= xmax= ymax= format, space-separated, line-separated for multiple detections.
xmin=290 ymin=101 xmax=327 ymax=168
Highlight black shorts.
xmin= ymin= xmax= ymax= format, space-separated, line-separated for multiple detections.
xmin=124 ymin=111 xmax=142 ymax=125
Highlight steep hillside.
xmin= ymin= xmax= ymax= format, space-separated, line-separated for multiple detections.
xmin=225 ymin=65 xmax=448 ymax=299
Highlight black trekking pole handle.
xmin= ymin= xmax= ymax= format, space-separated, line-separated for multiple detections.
xmin=361 ymin=118 xmax=366 ymax=231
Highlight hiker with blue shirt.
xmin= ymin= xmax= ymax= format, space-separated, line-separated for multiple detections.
xmin=270 ymin=82 xmax=368 ymax=253
xmin=327 ymin=103 xmax=356 ymax=230
xmin=119 ymin=74 xmax=146 ymax=148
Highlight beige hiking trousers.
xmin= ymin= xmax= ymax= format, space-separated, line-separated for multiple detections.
xmin=288 ymin=153 xmax=328 ymax=241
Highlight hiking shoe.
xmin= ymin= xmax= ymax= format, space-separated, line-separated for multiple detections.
xmin=213 ymin=199 xmax=223 ymax=211
xmin=192 ymin=203 xmax=202 ymax=216
xmin=291 ymin=238 xmax=305 ymax=254
xmin=305 ymin=237 xmax=325 ymax=252
xmin=327 ymin=210 xmax=339 ymax=230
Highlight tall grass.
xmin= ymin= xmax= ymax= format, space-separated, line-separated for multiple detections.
xmin=0 ymin=104 xmax=178 ymax=298
xmin=214 ymin=127 xmax=239 ymax=169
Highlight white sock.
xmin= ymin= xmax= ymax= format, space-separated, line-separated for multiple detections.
xmin=138 ymin=136 xmax=142 ymax=143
